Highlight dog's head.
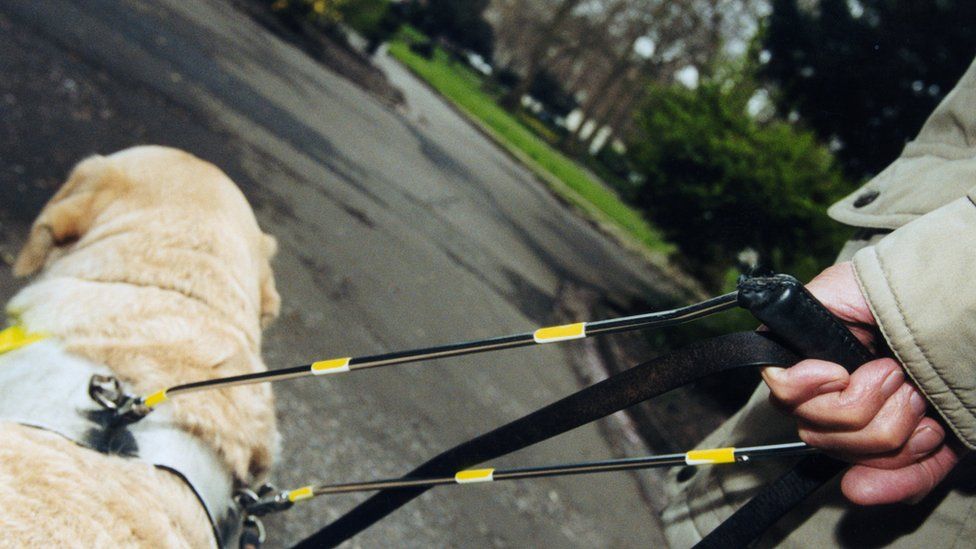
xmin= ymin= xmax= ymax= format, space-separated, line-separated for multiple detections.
xmin=13 ymin=146 xmax=280 ymax=333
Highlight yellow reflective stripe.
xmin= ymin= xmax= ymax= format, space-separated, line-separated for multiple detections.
xmin=685 ymin=447 xmax=736 ymax=465
xmin=288 ymin=485 xmax=314 ymax=502
xmin=0 ymin=325 xmax=48 ymax=355
xmin=143 ymin=390 xmax=169 ymax=409
xmin=455 ymin=468 xmax=495 ymax=484
xmin=311 ymin=357 xmax=352 ymax=375
xmin=533 ymin=322 xmax=586 ymax=344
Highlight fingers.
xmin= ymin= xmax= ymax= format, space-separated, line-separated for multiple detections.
xmin=765 ymin=355 xmax=929 ymax=455
xmin=764 ymin=357 xmax=930 ymax=456
xmin=841 ymin=441 xmax=962 ymax=505
xmin=798 ymin=384 xmax=927 ymax=454
xmin=765 ymin=358 xmax=905 ymax=429
xmin=762 ymin=352 xmax=957 ymax=506
xmin=759 ymin=264 xmax=961 ymax=506
xmin=761 ymin=360 xmax=850 ymax=410
xmin=833 ymin=417 xmax=945 ymax=470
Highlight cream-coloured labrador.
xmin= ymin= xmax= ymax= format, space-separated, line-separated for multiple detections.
xmin=1 ymin=146 xmax=280 ymax=546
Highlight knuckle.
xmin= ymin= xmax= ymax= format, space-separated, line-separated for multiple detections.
xmin=869 ymin=423 xmax=911 ymax=453
xmin=918 ymin=462 xmax=939 ymax=493
xmin=905 ymin=462 xmax=940 ymax=504
xmin=807 ymin=395 xmax=876 ymax=430
xmin=839 ymin=381 xmax=884 ymax=411
xmin=841 ymin=406 xmax=876 ymax=430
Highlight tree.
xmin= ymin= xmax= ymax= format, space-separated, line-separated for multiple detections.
xmin=407 ymin=0 xmax=495 ymax=59
xmin=529 ymin=70 xmax=578 ymax=117
xmin=558 ymin=0 xmax=768 ymax=155
xmin=498 ymin=0 xmax=586 ymax=109
xmin=341 ymin=0 xmax=400 ymax=53
xmin=762 ymin=0 xmax=976 ymax=179
xmin=627 ymin=77 xmax=851 ymax=286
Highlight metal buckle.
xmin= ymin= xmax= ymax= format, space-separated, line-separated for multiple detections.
xmin=235 ymin=483 xmax=294 ymax=517
xmin=240 ymin=515 xmax=266 ymax=549
xmin=88 ymin=375 xmax=151 ymax=424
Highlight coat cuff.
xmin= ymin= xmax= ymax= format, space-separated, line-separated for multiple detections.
xmin=852 ymin=195 xmax=976 ymax=449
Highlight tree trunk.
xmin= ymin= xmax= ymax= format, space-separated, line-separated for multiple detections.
xmin=561 ymin=55 xmax=631 ymax=148
xmin=499 ymin=0 xmax=585 ymax=110
xmin=586 ymin=80 xmax=644 ymax=155
xmin=580 ymin=76 xmax=633 ymax=153
xmin=607 ymin=85 xmax=643 ymax=140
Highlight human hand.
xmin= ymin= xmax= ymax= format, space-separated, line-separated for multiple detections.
xmin=760 ymin=262 xmax=962 ymax=505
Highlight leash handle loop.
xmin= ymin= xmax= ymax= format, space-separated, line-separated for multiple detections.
xmin=737 ymin=274 xmax=873 ymax=371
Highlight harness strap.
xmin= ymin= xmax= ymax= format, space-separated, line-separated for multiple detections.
xmin=294 ymin=331 xmax=799 ymax=548
xmin=694 ymin=454 xmax=842 ymax=548
xmin=0 ymin=336 xmax=240 ymax=547
xmin=0 ymin=324 xmax=48 ymax=355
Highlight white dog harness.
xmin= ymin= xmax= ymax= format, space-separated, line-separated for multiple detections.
xmin=0 ymin=326 xmax=240 ymax=546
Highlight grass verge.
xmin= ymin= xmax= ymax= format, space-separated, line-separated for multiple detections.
xmin=387 ymin=32 xmax=675 ymax=259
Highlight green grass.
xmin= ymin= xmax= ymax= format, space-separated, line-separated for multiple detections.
xmin=388 ymin=32 xmax=675 ymax=257
xmin=514 ymin=110 xmax=562 ymax=144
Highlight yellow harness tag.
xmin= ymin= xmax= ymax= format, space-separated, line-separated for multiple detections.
xmin=143 ymin=390 xmax=170 ymax=409
xmin=455 ymin=468 xmax=495 ymax=484
xmin=533 ymin=322 xmax=586 ymax=344
xmin=288 ymin=485 xmax=315 ymax=502
xmin=0 ymin=325 xmax=48 ymax=355
xmin=685 ymin=447 xmax=737 ymax=465
xmin=311 ymin=357 xmax=352 ymax=376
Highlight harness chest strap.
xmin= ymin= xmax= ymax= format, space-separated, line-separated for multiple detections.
xmin=0 ymin=328 xmax=240 ymax=547
xmin=0 ymin=325 xmax=48 ymax=354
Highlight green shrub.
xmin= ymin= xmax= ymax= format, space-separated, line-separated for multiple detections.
xmin=339 ymin=0 xmax=399 ymax=52
xmin=628 ymin=80 xmax=853 ymax=286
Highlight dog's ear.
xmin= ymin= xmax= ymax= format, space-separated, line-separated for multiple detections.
xmin=259 ymin=233 xmax=281 ymax=328
xmin=14 ymin=155 xmax=126 ymax=277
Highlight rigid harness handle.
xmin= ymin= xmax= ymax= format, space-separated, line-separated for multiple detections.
xmin=695 ymin=274 xmax=875 ymax=548
xmin=737 ymin=273 xmax=874 ymax=371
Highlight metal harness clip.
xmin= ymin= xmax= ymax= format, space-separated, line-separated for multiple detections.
xmin=235 ymin=484 xmax=293 ymax=549
xmin=235 ymin=484 xmax=294 ymax=517
xmin=88 ymin=375 xmax=152 ymax=424
xmin=239 ymin=515 xmax=266 ymax=549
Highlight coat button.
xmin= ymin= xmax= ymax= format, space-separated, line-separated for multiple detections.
xmin=853 ymin=190 xmax=879 ymax=208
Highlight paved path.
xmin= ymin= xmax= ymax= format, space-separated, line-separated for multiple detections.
xmin=0 ymin=1 xmax=689 ymax=546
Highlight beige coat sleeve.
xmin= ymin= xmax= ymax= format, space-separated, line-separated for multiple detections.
xmin=838 ymin=58 xmax=976 ymax=449
xmin=853 ymin=195 xmax=976 ymax=449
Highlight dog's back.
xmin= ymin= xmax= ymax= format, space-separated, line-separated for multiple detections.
xmin=2 ymin=146 xmax=280 ymax=546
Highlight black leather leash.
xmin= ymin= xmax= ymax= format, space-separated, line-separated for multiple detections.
xmin=295 ymin=275 xmax=872 ymax=548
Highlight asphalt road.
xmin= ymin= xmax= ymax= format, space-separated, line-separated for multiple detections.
xmin=0 ymin=1 xmax=691 ymax=546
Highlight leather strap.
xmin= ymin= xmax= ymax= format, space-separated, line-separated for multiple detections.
xmin=295 ymin=332 xmax=798 ymax=548
xmin=694 ymin=454 xmax=842 ymax=549
xmin=694 ymin=275 xmax=875 ymax=548
xmin=738 ymin=274 xmax=873 ymax=371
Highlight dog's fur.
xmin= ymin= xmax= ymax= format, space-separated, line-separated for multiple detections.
xmin=1 ymin=146 xmax=280 ymax=546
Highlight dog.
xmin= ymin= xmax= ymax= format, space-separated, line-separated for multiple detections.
xmin=0 ymin=146 xmax=280 ymax=546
